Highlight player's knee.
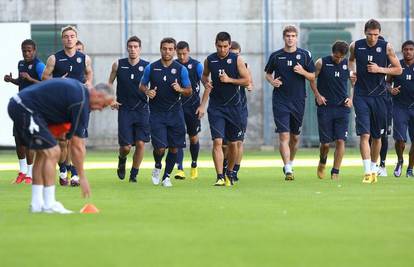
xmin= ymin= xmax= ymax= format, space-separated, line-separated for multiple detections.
xmin=155 ymin=148 xmax=166 ymax=155
xmin=213 ymin=138 xmax=223 ymax=148
xmin=121 ymin=145 xmax=132 ymax=153
xmin=168 ymin=147 xmax=178 ymax=154
xmin=189 ymin=135 xmax=198 ymax=144
xmin=135 ymin=141 xmax=144 ymax=149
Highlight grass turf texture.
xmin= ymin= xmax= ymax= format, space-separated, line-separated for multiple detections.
xmin=0 ymin=149 xmax=413 ymax=267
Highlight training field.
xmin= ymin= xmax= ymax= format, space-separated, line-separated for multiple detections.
xmin=0 ymin=149 xmax=413 ymax=267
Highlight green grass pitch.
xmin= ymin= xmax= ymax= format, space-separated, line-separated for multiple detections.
xmin=0 ymin=149 xmax=413 ymax=267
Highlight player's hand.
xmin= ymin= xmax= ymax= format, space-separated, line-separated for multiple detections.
xmin=4 ymin=72 xmax=13 ymax=82
xmin=271 ymin=76 xmax=283 ymax=88
xmin=349 ymin=71 xmax=357 ymax=86
xmin=171 ymin=79 xmax=182 ymax=93
xmin=110 ymin=100 xmax=122 ymax=110
xmin=246 ymin=83 xmax=253 ymax=91
xmin=316 ymin=94 xmax=327 ymax=106
xmin=196 ymin=105 xmax=205 ymax=119
xmin=389 ymin=85 xmax=401 ymax=96
xmin=146 ymin=86 xmax=157 ymax=99
xmin=203 ymin=80 xmax=213 ymax=90
xmin=219 ymin=70 xmax=231 ymax=83
xmin=367 ymin=62 xmax=381 ymax=73
xmin=19 ymin=72 xmax=31 ymax=81
xmin=344 ymin=97 xmax=353 ymax=108
xmin=80 ymin=177 xmax=91 ymax=198
xmin=293 ymin=63 xmax=306 ymax=75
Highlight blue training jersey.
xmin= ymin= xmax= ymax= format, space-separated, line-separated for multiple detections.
xmin=17 ymin=58 xmax=45 ymax=91
xmin=17 ymin=78 xmax=90 ymax=138
xmin=140 ymin=59 xmax=191 ymax=112
xmin=265 ymin=47 xmax=315 ymax=102
xmin=316 ymin=56 xmax=349 ymax=107
xmin=354 ymin=38 xmax=388 ymax=97
xmin=176 ymin=57 xmax=203 ymax=108
xmin=393 ymin=59 xmax=414 ymax=108
xmin=116 ymin=58 xmax=149 ymax=110
xmin=52 ymin=50 xmax=86 ymax=82
xmin=207 ymin=52 xmax=241 ymax=107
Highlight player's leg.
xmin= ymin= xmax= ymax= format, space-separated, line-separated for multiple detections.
xmin=378 ymin=97 xmax=393 ymax=176
xmin=213 ymin=138 xmax=225 ymax=185
xmin=273 ymin=102 xmax=293 ymax=180
xmin=330 ymin=107 xmax=350 ymax=180
xmin=288 ymin=101 xmax=305 ymax=177
xmin=316 ymin=106 xmax=333 ymax=179
xmin=117 ymin=109 xmax=134 ymax=180
xmin=14 ymin=133 xmax=28 ymax=184
xmin=189 ymin=135 xmax=200 ymax=179
xmin=222 ymin=142 xmax=228 ymax=175
xmin=233 ymin=140 xmax=243 ymax=182
xmin=208 ymin=106 xmax=226 ymax=185
xmin=392 ymin=104 xmax=407 ymax=177
xmin=58 ymin=139 xmax=69 ymax=185
xmin=406 ymin=111 xmax=414 ymax=177
xmin=129 ymin=141 xmax=144 ymax=183
xmin=31 ymin=150 xmax=44 ymax=212
xmin=24 ymin=147 xmax=35 ymax=184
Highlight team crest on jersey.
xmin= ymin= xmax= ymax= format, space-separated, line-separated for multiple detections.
xmin=227 ymin=58 xmax=232 ymax=64
xmin=296 ymin=54 xmax=301 ymax=60
xmin=28 ymin=64 xmax=33 ymax=70
xmin=171 ymin=68 xmax=177 ymax=74
xmin=376 ymin=47 xmax=382 ymax=53
xmin=188 ymin=64 xmax=193 ymax=69
xmin=76 ymin=57 xmax=82 ymax=63
xmin=139 ymin=66 xmax=144 ymax=72
xmin=342 ymin=65 xmax=347 ymax=70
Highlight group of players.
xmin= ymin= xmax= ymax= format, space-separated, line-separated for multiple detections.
xmin=4 ymin=18 xmax=414 ymax=213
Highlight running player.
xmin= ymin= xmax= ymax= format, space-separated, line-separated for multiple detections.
xmin=42 ymin=25 xmax=94 ymax=187
xmin=7 ymin=78 xmax=114 ymax=213
xmin=388 ymin=40 xmax=414 ymax=177
xmin=264 ymin=25 xmax=315 ymax=181
xmin=196 ymin=32 xmax=250 ymax=186
xmin=3 ymin=39 xmax=45 ymax=184
xmin=139 ymin=37 xmax=192 ymax=187
xmin=310 ymin=41 xmax=352 ymax=180
xmin=76 ymin=40 xmax=85 ymax=53
xmin=108 ymin=36 xmax=150 ymax=183
xmin=349 ymin=19 xmax=402 ymax=183
xmin=228 ymin=41 xmax=253 ymax=182
xmin=173 ymin=41 xmax=203 ymax=180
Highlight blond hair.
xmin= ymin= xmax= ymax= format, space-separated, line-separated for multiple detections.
xmin=61 ymin=25 xmax=78 ymax=37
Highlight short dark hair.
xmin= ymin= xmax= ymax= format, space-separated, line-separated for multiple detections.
xmin=177 ymin=41 xmax=190 ymax=50
xmin=160 ymin=37 xmax=176 ymax=49
xmin=332 ymin=41 xmax=349 ymax=55
xmin=127 ymin=36 xmax=142 ymax=47
xmin=21 ymin=39 xmax=36 ymax=49
xmin=364 ymin=19 xmax=381 ymax=32
xmin=283 ymin=25 xmax=298 ymax=36
xmin=230 ymin=41 xmax=241 ymax=52
xmin=215 ymin=32 xmax=231 ymax=44
xmin=402 ymin=40 xmax=414 ymax=50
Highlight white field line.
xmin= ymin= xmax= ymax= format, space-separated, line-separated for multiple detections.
xmin=0 ymin=158 xmax=366 ymax=171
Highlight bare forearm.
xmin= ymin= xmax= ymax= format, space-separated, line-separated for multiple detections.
xmin=378 ymin=66 xmax=402 ymax=76
xmin=70 ymin=139 xmax=86 ymax=179
xmin=228 ymin=77 xmax=249 ymax=87
xmin=200 ymin=87 xmax=211 ymax=107
xmin=309 ymin=80 xmax=321 ymax=97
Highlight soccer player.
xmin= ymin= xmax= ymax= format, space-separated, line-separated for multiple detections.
xmin=196 ymin=32 xmax=250 ymax=186
xmin=139 ymin=38 xmax=192 ymax=187
xmin=108 ymin=36 xmax=150 ymax=183
xmin=264 ymin=25 xmax=315 ymax=181
xmin=3 ymin=39 xmax=45 ymax=184
xmin=388 ymin=40 xmax=414 ymax=177
xmin=228 ymin=41 xmax=253 ymax=182
xmin=7 ymin=78 xmax=114 ymax=213
xmin=173 ymin=41 xmax=203 ymax=180
xmin=42 ymin=25 xmax=93 ymax=187
xmin=310 ymin=41 xmax=352 ymax=180
xmin=76 ymin=40 xmax=85 ymax=53
xmin=349 ymin=19 xmax=402 ymax=183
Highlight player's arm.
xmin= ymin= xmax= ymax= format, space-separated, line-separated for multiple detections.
xmin=367 ymin=43 xmax=402 ymax=76
xmin=84 ymin=55 xmax=94 ymax=88
xmin=385 ymin=68 xmax=401 ymax=95
xmin=172 ymin=67 xmax=192 ymax=97
xmin=107 ymin=61 xmax=121 ymax=109
xmin=348 ymin=42 xmax=357 ymax=86
xmin=70 ymin=135 xmax=90 ymax=198
xmin=219 ymin=56 xmax=249 ymax=86
xmin=293 ymin=56 xmax=315 ymax=81
xmin=309 ymin=58 xmax=327 ymax=105
xmin=41 ymin=55 xmax=56 ymax=80
xmin=139 ymin=64 xmax=157 ymax=99
xmin=197 ymin=59 xmax=212 ymax=119
xmin=264 ymin=54 xmax=283 ymax=88
xmin=4 ymin=72 xmax=19 ymax=86
xmin=246 ymin=64 xmax=254 ymax=91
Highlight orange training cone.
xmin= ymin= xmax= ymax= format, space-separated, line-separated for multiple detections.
xmin=80 ymin=203 xmax=100 ymax=214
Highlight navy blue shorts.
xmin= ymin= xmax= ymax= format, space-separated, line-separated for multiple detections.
xmin=354 ymin=95 xmax=387 ymax=139
xmin=118 ymin=107 xmax=150 ymax=146
xmin=183 ymin=105 xmax=201 ymax=137
xmin=392 ymin=104 xmax=414 ymax=142
xmin=150 ymin=110 xmax=186 ymax=149
xmin=207 ymin=105 xmax=244 ymax=142
xmin=272 ymin=100 xmax=305 ymax=134
xmin=8 ymin=98 xmax=57 ymax=150
xmin=241 ymin=105 xmax=248 ymax=133
xmin=317 ymin=106 xmax=350 ymax=144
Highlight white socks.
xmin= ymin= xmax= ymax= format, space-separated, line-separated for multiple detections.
xmin=371 ymin=161 xmax=378 ymax=174
xmin=363 ymin=159 xmax=371 ymax=174
xmin=27 ymin=164 xmax=33 ymax=178
xmin=43 ymin=185 xmax=56 ymax=209
xmin=19 ymin=158 xmax=27 ymax=174
xmin=284 ymin=162 xmax=293 ymax=173
xmin=31 ymin=185 xmax=44 ymax=210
